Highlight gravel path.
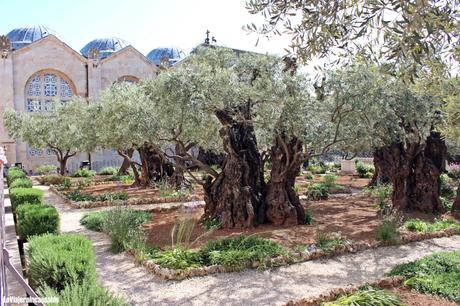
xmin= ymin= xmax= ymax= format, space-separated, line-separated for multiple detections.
xmin=42 ymin=186 xmax=460 ymax=306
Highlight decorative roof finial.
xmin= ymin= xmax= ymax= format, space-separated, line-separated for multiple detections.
xmin=205 ymin=30 xmax=210 ymax=45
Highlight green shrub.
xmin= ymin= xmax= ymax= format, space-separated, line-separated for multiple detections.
xmin=389 ymin=250 xmax=460 ymax=301
xmin=9 ymin=188 xmax=44 ymax=211
xmin=7 ymin=168 xmax=26 ymax=185
xmin=305 ymin=208 xmax=313 ymax=225
xmin=80 ymin=211 xmax=108 ymax=232
xmin=152 ymin=248 xmax=203 ymax=270
xmin=66 ymin=189 xmax=95 ymax=202
xmin=315 ymin=232 xmax=346 ymax=253
xmin=201 ymin=218 xmax=221 ymax=230
xmin=200 ymin=235 xmax=288 ymax=268
xmin=323 ymin=288 xmax=403 ymax=306
xmin=153 ymin=235 xmax=288 ymax=270
xmin=35 ymin=164 xmax=57 ymax=175
xmin=365 ymin=184 xmax=393 ymax=216
xmin=73 ymin=168 xmax=96 ymax=178
xmin=405 ymin=219 xmax=459 ymax=233
xmin=322 ymin=174 xmax=337 ymax=187
xmin=99 ymin=167 xmax=118 ymax=175
xmin=9 ymin=178 xmax=33 ymax=189
xmin=440 ymin=196 xmax=453 ymax=211
xmin=307 ymin=164 xmax=326 ymax=174
xmin=306 ymin=183 xmax=329 ymax=200
xmin=376 ymin=220 xmax=400 ymax=243
xmin=38 ymin=174 xmax=65 ymax=186
xmin=440 ymin=173 xmax=455 ymax=199
xmin=103 ymin=208 xmax=150 ymax=253
xmin=38 ymin=282 xmax=127 ymax=306
xmin=16 ymin=204 xmax=59 ymax=239
xmin=67 ymin=190 xmax=128 ymax=202
xmin=304 ymin=173 xmax=313 ymax=180
xmin=28 ymin=234 xmax=96 ymax=291
xmin=355 ymin=161 xmax=375 ymax=178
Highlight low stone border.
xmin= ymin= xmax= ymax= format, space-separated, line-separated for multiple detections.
xmin=49 ymin=185 xmax=200 ymax=209
xmin=128 ymin=228 xmax=460 ymax=281
xmin=284 ymin=276 xmax=406 ymax=306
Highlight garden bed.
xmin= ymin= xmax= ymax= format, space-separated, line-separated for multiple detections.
xmin=50 ymin=182 xmax=204 ymax=209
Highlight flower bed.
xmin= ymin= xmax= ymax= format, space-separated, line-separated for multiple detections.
xmin=130 ymin=227 xmax=460 ymax=280
xmin=50 ymin=185 xmax=196 ymax=209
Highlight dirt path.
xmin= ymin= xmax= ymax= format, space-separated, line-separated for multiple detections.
xmin=42 ymin=185 xmax=460 ymax=306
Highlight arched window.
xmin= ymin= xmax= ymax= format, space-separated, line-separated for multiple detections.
xmin=25 ymin=71 xmax=75 ymax=112
xmin=117 ymin=75 xmax=139 ymax=84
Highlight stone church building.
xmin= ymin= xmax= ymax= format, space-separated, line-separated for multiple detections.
xmin=0 ymin=25 xmax=186 ymax=173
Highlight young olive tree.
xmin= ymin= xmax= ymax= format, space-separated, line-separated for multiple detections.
xmin=3 ymin=98 xmax=93 ymax=175
xmin=95 ymin=82 xmax=174 ymax=187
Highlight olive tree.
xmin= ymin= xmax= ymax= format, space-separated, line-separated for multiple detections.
xmin=325 ymin=63 xmax=447 ymax=213
xmin=245 ymin=0 xmax=459 ymax=79
xmin=3 ymin=98 xmax=94 ymax=175
xmin=147 ymin=47 xmax=363 ymax=227
xmin=94 ymin=82 xmax=174 ymax=186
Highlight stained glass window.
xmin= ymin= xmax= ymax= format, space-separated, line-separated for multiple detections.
xmin=25 ymin=72 xmax=74 ymax=112
xmin=28 ymin=146 xmax=43 ymax=157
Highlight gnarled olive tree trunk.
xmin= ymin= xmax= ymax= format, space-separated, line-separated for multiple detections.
xmin=369 ymin=148 xmax=391 ymax=186
xmin=265 ymin=135 xmax=306 ymax=225
xmin=117 ymin=148 xmax=134 ymax=175
xmin=380 ymin=133 xmax=446 ymax=214
xmin=203 ymin=111 xmax=265 ymax=228
xmin=138 ymin=143 xmax=174 ymax=187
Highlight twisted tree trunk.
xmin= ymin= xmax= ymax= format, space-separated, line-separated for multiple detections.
xmin=203 ymin=111 xmax=265 ymax=228
xmin=370 ymin=148 xmax=391 ymax=186
xmin=171 ymin=143 xmax=186 ymax=189
xmin=380 ymin=133 xmax=446 ymax=214
xmin=265 ymin=135 xmax=306 ymax=225
xmin=138 ymin=143 xmax=174 ymax=187
xmin=117 ymin=148 xmax=134 ymax=175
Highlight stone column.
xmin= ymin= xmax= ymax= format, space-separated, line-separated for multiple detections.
xmin=87 ymin=47 xmax=102 ymax=100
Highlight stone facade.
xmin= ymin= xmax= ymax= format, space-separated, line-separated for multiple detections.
xmin=0 ymin=33 xmax=158 ymax=173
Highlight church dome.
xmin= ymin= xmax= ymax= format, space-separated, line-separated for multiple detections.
xmin=147 ymin=47 xmax=186 ymax=66
xmin=6 ymin=25 xmax=59 ymax=50
xmin=80 ymin=37 xmax=129 ymax=59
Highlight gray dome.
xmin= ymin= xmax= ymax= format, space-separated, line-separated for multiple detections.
xmin=6 ymin=25 xmax=59 ymax=50
xmin=80 ymin=37 xmax=129 ymax=59
xmin=147 ymin=47 xmax=186 ymax=66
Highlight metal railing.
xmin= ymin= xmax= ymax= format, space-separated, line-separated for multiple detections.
xmin=0 ymin=164 xmax=44 ymax=306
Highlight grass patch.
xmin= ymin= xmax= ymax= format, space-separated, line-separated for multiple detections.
xmin=404 ymin=219 xmax=459 ymax=233
xmin=80 ymin=211 xmax=109 ymax=232
xmin=323 ymin=288 xmax=403 ymax=306
xmin=389 ymin=250 xmax=460 ymax=301
xmin=67 ymin=190 xmax=128 ymax=202
xmin=376 ymin=220 xmax=400 ymax=243
xmin=315 ymin=232 xmax=346 ymax=253
xmin=152 ymin=235 xmax=289 ymax=270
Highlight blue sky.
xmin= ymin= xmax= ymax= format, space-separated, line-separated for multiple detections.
xmin=0 ymin=0 xmax=291 ymax=56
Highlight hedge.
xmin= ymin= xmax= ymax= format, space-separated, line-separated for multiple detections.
xmin=9 ymin=188 xmax=44 ymax=212
xmin=9 ymin=178 xmax=33 ymax=189
xmin=28 ymin=234 xmax=96 ymax=291
xmin=16 ymin=204 xmax=59 ymax=239
xmin=7 ymin=168 xmax=26 ymax=186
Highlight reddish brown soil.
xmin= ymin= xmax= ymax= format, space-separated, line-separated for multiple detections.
xmin=391 ymin=288 xmax=459 ymax=306
xmin=145 ymin=193 xmax=384 ymax=249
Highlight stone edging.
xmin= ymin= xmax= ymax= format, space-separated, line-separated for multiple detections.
xmin=49 ymin=186 xmax=198 ymax=209
xmin=284 ymin=276 xmax=406 ymax=306
xmin=129 ymin=228 xmax=460 ymax=281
